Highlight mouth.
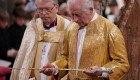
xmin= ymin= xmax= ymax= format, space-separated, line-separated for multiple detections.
xmin=41 ymin=17 xmax=51 ymax=21
xmin=42 ymin=17 xmax=50 ymax=19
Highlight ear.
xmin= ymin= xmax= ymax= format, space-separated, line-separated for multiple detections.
xmin=89 ymin=7 xmax=94 ymax=14
xmin=55 ymin=4 xmax=59 ymax=12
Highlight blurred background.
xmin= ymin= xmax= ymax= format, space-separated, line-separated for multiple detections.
xmin=1 ymin=0 xmax=140 ymax=80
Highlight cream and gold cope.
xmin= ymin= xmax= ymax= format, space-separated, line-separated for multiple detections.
xmin=54 ymin=15 xmax=130 ymax=80
xmin=10 ymin=15 xmax=69 ymax=80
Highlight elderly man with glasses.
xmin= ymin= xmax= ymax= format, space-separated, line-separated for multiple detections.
xmin=10 ymin=0 xmax=71 ymax=80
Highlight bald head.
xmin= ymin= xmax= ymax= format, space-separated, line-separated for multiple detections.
xmin=67 ymin=0 xmax=94 ymax=12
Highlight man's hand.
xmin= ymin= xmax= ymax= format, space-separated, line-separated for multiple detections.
xmin=40 ymin=63 xmax=56 ymax=76
xmin=7 ymin=49 xmax=18 ymax=58
xmin=83 ymin=66 xmax=102 ymax=78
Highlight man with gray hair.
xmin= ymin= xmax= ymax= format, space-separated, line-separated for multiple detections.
xmin=10 ymin=0 xmax=71 ymax=80
xmin=40 ymin=0 xmax=129 ymax=80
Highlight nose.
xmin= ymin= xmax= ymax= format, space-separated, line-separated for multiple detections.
xmin=41 ymin=11 xmax=49 ymax=17
xmin=42 ymin=10 xmax=46 ymax=15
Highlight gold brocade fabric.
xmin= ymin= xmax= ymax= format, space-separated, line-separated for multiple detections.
xmin=54 ymin=15 xmax=130 ymax=80
xmin=10 ymin=15 xmax=69 ymax=80
xmin=10 ymin=20 xmax=39 ymax=80
xmin=42 ymin=31 xmax=64 ymax=43
xmin=32 ymin=15 xmax=65 ymax=80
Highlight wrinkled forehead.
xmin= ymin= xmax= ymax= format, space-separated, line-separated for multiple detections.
xmin=68 ymin=5 xmax=83 ymax=14
xmin=36 ymin=0 xmax=54 ymax=8
xmin=67 ymin=0 xmax=83 ymax=12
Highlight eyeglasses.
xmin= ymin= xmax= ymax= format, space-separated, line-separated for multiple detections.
xmin=37 ymin=5 xmax=55 ymax=13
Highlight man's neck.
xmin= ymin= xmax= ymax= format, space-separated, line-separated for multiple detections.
xmin=89 ymin=10 xmax=95 ymax=22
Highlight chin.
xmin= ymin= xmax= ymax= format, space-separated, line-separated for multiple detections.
xmin=43 ymin=20 xmax=50 ymax=24
xmin=79 ymin=24 xmax=84 ymax=27
xmin=77 ymin=23 xmax=81 ymax=26
xmin=77 ymin=22 xmax=83 ymax=26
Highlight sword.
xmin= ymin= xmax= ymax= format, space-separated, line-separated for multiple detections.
xmin=11 ymin=68 xmax=113 ymax=73
xmin=11 ymin=68 xmax=84 ymax=71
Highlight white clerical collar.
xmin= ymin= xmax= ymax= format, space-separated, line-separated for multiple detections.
xmin=91 ymin=12 xmax=98 ymax=22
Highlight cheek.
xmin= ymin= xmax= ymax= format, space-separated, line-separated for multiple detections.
xmin=79 ymin=19 xmax=84 ymax=24
xmin=54 ymin=7 xmax=58 ymax=13
xmin=82 ymin=16 xmax=89 ymax=24
xmin=52 ymin=11 xmax=58 ymax=16
xmin=39 ymin=14 xmax=42 ymax=17
xmin=78 ymin=19 xmax=87 ymax=26
xmin=49 ymin=12 xmax=57 ymax=19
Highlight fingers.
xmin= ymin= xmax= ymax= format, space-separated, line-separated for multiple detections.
xmin=40 ymin=64 xmax=48 ymax=73
xmin=39 ymin=67 xmax=46 ymax=73
xmin=83 ymin=66 xmax=99 ymax=73
xmin=83 ymin=69 xmax=92 ymax=76
xmin=83 ymin=66 xmax=102 ymax=77
xmin=90 ymin=66 xmax=99 ymax=70
xmin=40 ymin=63 xmax=56 ymax=76
xmin=43 ymin=68 xmax=55 ymax=76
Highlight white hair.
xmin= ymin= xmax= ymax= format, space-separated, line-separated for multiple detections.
xmin=52 ymin=0 xmax=58 ymax=4
xmin=60 ymin=3 xmax=67 ymax=9
xmin=67 ymin=0 xmax=94 ymax=12
xmin=35 ymin=0 xmax=58 ymax=5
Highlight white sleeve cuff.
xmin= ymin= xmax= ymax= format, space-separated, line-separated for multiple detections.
xmin=102 ymin=72 xmax=109 ymax=78
xmin=101 ymin=67 xmax=109 ymax=78
xmin=7 ymin=49 xmax=17 ymax=58
xmin=52 ymin=63 xmax=59 ymax=75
